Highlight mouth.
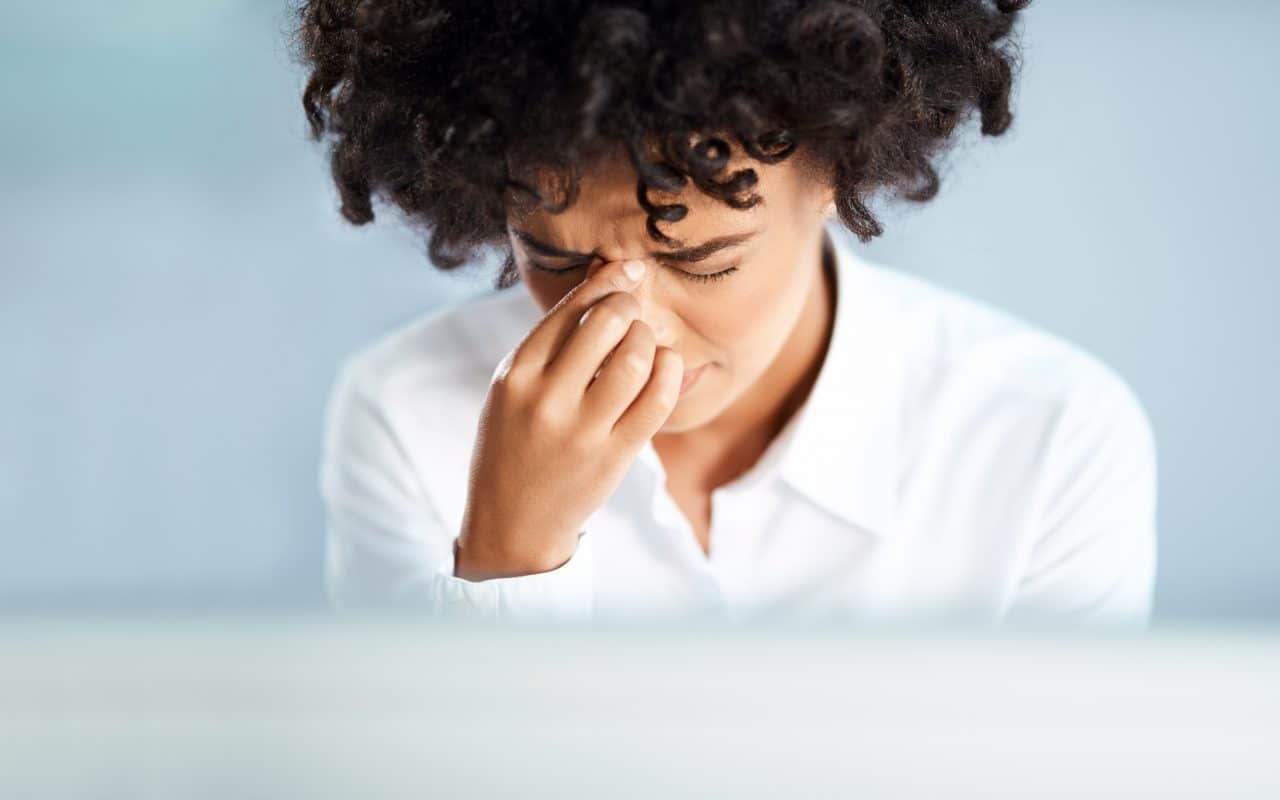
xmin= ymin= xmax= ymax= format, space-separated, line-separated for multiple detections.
xmin=680 ymin=362 xmax=710 ymax=395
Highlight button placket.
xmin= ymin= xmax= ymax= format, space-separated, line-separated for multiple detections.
xmin=707 ymin=484 xmax=754 ymax=614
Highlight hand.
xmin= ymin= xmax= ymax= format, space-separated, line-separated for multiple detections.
xmin=454 ymin=257 xmax=684 ymax=580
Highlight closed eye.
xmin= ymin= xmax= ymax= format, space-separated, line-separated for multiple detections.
xmin=527 ymin=259 xmax=740 ymax=284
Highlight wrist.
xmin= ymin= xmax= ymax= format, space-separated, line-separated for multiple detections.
xmin=453 ymin=533 xmax=574 ymax=581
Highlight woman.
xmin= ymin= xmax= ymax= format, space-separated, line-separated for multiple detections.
xmin=296 ymin=0 xmax=1157 ymax=626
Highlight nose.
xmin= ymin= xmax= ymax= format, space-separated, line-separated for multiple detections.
xmin=589 ymin=257 xmax=674 ymax=346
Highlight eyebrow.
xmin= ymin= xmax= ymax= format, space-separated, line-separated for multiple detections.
xmin=512 ymin=228 xmax=762 ymax=264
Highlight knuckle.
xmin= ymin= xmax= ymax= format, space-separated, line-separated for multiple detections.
xmin=612 ymin=342 xmax=652 ymax=378
xmin=490 ymin=369 xmax=524 ymax=402
xmin=527 ymin=395 xmax=563 ymax=430
xmin=489 ymin=374 xmax=515 ymax=404
xmin=619 ymin=351 xmax=650 ymax=378
xmin=491 ymin=348 xmax=518 ymax=382
xmin=507 ymin=341 xmax=546 ymax=376
xmin=499 ymin=355 xmax=533 ymax=388
xmin=585 ymin=302 xmax=632 ymax=335
xmin=597 ymin=290 xmax=641 ymax=318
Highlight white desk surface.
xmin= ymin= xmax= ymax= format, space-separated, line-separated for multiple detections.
xmin=2 ymin=616 xmax=1278 ymax=798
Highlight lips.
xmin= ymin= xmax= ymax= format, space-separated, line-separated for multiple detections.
xmin=680 ymin=362 xmax=709 ymax=395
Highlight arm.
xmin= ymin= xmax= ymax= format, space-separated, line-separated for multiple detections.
xmin=318 ymin=357 xmax=595 ymax=622
xmin=1004 ymin=375 xmax=1159 ymax=629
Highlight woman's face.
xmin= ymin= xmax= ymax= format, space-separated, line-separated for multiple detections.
xmin=506 ymin=139 xmax=835 ymax=435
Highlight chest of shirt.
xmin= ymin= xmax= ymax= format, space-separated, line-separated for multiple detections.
xmin=581 ymin=455 xmax=1036 ymax=626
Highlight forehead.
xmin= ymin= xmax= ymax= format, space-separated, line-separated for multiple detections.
xmin=506 ymin=136 xmax=815 ymax=246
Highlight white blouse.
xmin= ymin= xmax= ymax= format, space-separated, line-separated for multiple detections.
xmin=320 ymin=226 xmax=1158 ymax=628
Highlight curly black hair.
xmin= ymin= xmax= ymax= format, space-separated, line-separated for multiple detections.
xmin=292 ymin=0 xmax=1030 ymax=289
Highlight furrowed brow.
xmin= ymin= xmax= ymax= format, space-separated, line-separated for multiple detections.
xmin=511 ymin=228 xmax=763 ymax=263
xmin=512 ymin=229 xmax=594 ymax=260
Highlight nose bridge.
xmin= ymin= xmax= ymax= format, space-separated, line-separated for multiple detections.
xmin=628 ymin=269 xmax=660 ymax=338
xmin=630 ymin=268 xmax=675 ymax=344
xmin=588 ymin=258 xmax=670 ymax=344
xmin=586 ymin=227 xmax=675 ymax=345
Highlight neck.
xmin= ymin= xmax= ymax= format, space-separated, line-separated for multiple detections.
xmin=653 ymin=227 xmax=838 ymax=483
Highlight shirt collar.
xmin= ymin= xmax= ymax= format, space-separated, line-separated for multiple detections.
xmin=632 ymin=223 xmax=905 ymax=539
xmin=774 ymin=226 xmax=904 ymax=538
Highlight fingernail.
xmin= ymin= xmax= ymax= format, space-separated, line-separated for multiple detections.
xmin=622 ymin=260 xmax=646 ymax=282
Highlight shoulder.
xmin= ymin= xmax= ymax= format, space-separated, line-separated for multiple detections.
xmin=332 ymin=285 xmax=541 ymax=412
xmin=843 ymin=252 xmax=1156 ymax=496
xmin=878 ymin=258 xmax=1150 ymax=435
xmin=320 ymin=286 xmax=543 ymax=532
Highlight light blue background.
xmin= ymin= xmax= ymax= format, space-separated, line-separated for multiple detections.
xmin=2 ymin=2 xmax=1276 ymax=618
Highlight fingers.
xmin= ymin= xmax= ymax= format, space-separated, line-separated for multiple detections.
xmin=611 ymin=345 xmax=684 ymax=443
xmin=503 ymin=253 xmax=679 ymax=443
xmin=574 ymin=314 xmax=658 ymax=423
xmin=515 ymin=258 xmax=648 ymax=375
xmin=544 ymin=290 xmax=645 ymax=402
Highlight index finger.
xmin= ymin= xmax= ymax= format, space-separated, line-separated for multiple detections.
xmin=517 ymin=257 xmax=649 ymax=370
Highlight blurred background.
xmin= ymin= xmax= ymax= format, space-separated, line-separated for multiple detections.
xmin=2 ymin=1 xmax=1276 ymax=621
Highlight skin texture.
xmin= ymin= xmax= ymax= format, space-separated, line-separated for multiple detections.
xmin=508 ymin=140 xmax=839 ymax=554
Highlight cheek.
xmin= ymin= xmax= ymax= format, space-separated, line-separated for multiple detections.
xmin=521 ymin=271 xmax=575 ymax=314
xmin=706 ymin=256 xmax=809 ymax=364
xmin=695 ymin=284 xmax=793 ymax=362
xmin=734 ymin=262 xmax=800 ymax=329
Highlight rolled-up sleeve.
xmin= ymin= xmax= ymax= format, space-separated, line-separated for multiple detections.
xmin=319 ymin=357 xmax=595 ymax=623
xmin=1004 ymin=374 xmax=1159 ymax=629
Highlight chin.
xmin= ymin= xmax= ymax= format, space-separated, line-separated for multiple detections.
xmin=655 ymin=396 xmax=717 ymax=434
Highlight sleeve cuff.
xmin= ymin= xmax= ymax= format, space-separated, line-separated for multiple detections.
xmin=430 ymin=531 xmax=595 ymax=623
